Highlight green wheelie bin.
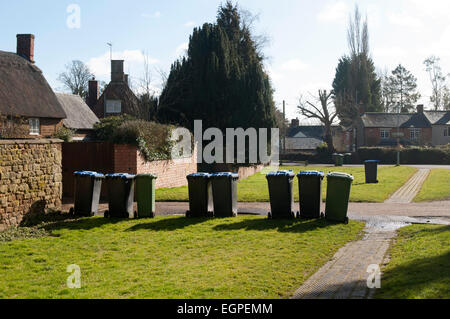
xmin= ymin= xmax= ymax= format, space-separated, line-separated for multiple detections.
xmin=104 ymin=173 xmax=136 ymax=219
xmin=186 ymin=173 xmax=213 ymax=217
xmin=325 ymin=172 xmax=354 ymax=224
xmin=266 ymin=170 xmax=295 ymax=219
xmin=297 ymin=171 xmax=324 ymax=219
xmin=211 ymin=172 xmax=239 ymax=218
xmin=364 ymin=160 xmax=380 ymax=184
xmin=334 ymin=154 xmax=344 ymax=167
xmin=135 ymin=174 xmax=158 ymax=218
xmin=72 ymin=171 xmax=104 ymax=217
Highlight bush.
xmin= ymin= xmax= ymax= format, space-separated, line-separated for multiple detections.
xmin=52 ymin=126 xmax=75 ymax=142
xmin=358 ymin=146 xmax=450 ymax=164
xmin=94 ymin=116 xmax=177 ymax=162
xmin=0 ymin=114 xmax=28 ymax=139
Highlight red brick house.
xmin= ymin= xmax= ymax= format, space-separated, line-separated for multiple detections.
xmin=357 ymin=105 xmax=437 ymax=147
xmin=89 ymin=60 xmax=143 ymax=119
xmin=0 ymin=34 xmax=66 ymax=138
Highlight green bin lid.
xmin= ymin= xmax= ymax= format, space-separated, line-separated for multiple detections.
xmin=327 ymin=172 xmax=354 ymax=181
xmin=136 ymin=174 xmax=158 ymax=179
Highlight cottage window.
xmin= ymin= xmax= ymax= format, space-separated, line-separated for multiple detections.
xmin=380 ymin=129 xmax=390 ymax=139
xmin=29 ymin=118 xmax=40 ymax=135
xmin=410 ymin=128 xmax=421 ymax=140
xmin=445 ymin=127 xmax=449 ymax=137
xmin=105 ymin=100 xmax=122 ymax=114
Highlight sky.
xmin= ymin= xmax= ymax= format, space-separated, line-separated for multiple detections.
xmin=1 ymin=0 xmax=450 ymax=122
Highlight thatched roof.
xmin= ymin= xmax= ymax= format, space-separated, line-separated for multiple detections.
xmin=55 ymin=93 xmax=99 ymax=130
xmin=0 ymin=50 xmax=66 ymax=119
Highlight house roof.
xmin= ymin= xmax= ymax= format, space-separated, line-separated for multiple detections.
xmin=287 ymin=126 xmax=324 ymax=138
xmin=286 ymin=137 xmax=324 ymax=150
xmin=55 ymin=93 xmax=99 ymax=130
xmin=361 ymin=113 xmax=414 ymax=128
xmin=0 ymin=50 xmax=66 ymax=119
xmin=92 ymin=82 xmax=141 ymax=118
xmin=424 ymin=111 xmax=450 ymax=125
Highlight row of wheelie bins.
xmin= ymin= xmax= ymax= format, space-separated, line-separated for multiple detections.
xmin=266 ymin=170 xmax=354 ymax=224
xmin=72 ymin=171 xmax=157 ymax=219
xmin=186 ymin=173 xmax=239 ymax=218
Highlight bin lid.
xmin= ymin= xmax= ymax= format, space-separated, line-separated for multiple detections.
xmin=187 ymin=173 xmax=211 ymax=179
xmin=266 ymin=170 xmax=295 ymax=177
xmin=74 ymin=171 xmax=104 ymax=178
xmin=105 ymin=173 xmax=135 ymax=179
xmin=365 ymin=160 xmax=380 ymax=163
xmin=297 ymin=171 xmax=324 ymax=178
xmin=327 ymin=172 xmax=354 ymax=181
xmin=136 ymin=174 xmax=158 ymax=179
xmin=211 ymin=172 xmax=239 ymax=179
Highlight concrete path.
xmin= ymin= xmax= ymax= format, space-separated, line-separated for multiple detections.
xmin=385 ymin=169 xmax=430 ymax=204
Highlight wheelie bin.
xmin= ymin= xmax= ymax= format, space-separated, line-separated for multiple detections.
xmin=71 ymin=171 xmax=104 ymax=217
xmin=211 ymin=173 xmax=239 ymax=218
xmin=364 ymin=160 xmax=380 ymax=184
xmin=135 ymin=174 xmax=158 ymax=218
xmin=334 ymin=154 xmax=344 ymax=166
xmin=297 ymin=171 xmax=324 ymax=219
xmin=186 ymin=173 xmax=213 ymax=217
xmin=104 ymin=173 xmax=135 ymax=219
xmin=325 ymin=172 xmax=354 ymax=223
xmin=266 ymin=171 xmax=295 ymax=219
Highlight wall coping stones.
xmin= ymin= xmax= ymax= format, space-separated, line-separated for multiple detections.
xmin=0 ymin=138 xmax=63 ymax=145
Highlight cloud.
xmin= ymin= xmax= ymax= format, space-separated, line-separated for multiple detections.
xmin=280 ymin=59 xmax=308 ymax=72
xmin=184 ymin=21 xmax=196 ymax=27
xmin=387 ymin=12 xmax=423 ymax=29
xmin=87 ymin=50 xmax=159 ymax=79
xmin=317 ymin=1 xmax=348 ymax=24
xmin=175 ymin=42 xmax=189 ymax=57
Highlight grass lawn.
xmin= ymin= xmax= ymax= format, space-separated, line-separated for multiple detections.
xmin=156 ymin=166 xmax=418 ymax=203
xmin=414 ymin=169 xmax=450 ymax=202
xmin=376 ymin=224 xmax=450 ymax=299
xmin=0 ymin=216 xmax=364 ymax=299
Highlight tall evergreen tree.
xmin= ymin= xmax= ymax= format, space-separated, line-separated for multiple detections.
xmin=332 ymin=5 xmax=382 ymax=127
xmin=383 ymin=64 xmax=421 ymax=113
xmin=158 ymin=1 xmax=276 ymax=132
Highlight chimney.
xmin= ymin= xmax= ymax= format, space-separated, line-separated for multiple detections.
xmin=16 ymin=34 xmax=35 ymax=63
xmin=111 ymin=60 xmax=125 ymax=82
xmin=88 ymin=78 xmax=99 ymax=108
xmin=124 ymin=74 xmax=129 ymax=86
xmin=417 ymin=104 xmax=424 ymax=113
xmin=291 ymin=118 xmax=300 ymax=128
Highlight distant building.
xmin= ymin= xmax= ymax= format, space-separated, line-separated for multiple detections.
xmin=0 ymin=34 xmax=66 ymax=138
xmin=357 ymin=105 xmax=450 ymax=147
xmin=89 ymin=60 xmax=142 ymax=119
xmin=55 ymin=93 xmax=99 ymax=140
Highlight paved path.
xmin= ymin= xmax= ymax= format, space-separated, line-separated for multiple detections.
xmin=385 ymin=169 xmax=430 ymax=204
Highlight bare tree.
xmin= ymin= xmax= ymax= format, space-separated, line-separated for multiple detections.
xmin=424 ymin=56 xmax=449 ymax=110
xmin=57 ymin=60 xmax=93 ymax=99
xmin=298 ymin=90 xmax=338 ymax=153
xmin=348 ymin=5 xmax=369 ymax=58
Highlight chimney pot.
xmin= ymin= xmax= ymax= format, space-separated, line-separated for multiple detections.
xmin=16 ymin=34 xmax=35 ymax=63
xmin=417 ymin=104 xmax=424 ymax=113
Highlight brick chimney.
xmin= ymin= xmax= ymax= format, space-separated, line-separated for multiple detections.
xmin=16 ymin=34 xmax=35 ymax=63
xmin=291 ymin=118 xmax=300 ymax=128
xmin=417 ymin=104 xmax=424 ymax=113
xmin=124 ymin=74 xmax=129 ymax=86
xmin=87 ymin=78 xmax=99 ymax=108
xmin=111 ymin=60 xmax=125 ymax=82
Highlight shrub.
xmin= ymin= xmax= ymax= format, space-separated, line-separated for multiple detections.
xmin=53 ymin=126 xmax=75 ymax=142
xmin=358 ymin=146 xmax=450 ymax=164
xmin=0 ymin=114 xmax=28 ymax=139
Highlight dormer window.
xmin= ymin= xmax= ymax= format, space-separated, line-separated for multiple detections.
xmin=105 ymin=100 xmax=122 ymax=114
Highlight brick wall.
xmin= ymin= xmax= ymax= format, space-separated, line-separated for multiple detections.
xmin=364 ymin=127 xmax=433 ymax=146
xmin=0 ymin=139 xmax=63 ymax=230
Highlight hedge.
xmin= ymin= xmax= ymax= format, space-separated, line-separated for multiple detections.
xmin=357 ymin=146 xmax=450 ymax=165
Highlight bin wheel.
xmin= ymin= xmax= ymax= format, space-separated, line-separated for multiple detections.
xmin=134 ymin=211 xmax=138 ymax=219
xmin=90 ymin=212 xmax=95 ymax=217
xmin=296 ymin=212 xmax=300 ymax=219
xmin=291 ymin=212 xmax=295 ymax=219
xmin=69 ymin=207 xmax=74 ymax=216
xmin=320 ymin=212 xmax=325 ymax=219
xmin=344 ymin=217 xmax=349 ymax=225
xmin=104 ymin=211 xmax=110 ymax=218
xmin=268 ymin=212 xmax=272 ymax=220
xmin=186 ymin=211 xmax=191 ymax=218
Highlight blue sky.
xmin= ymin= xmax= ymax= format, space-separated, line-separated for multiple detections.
xmin=1 ymin=0 xmax=450 ymax=121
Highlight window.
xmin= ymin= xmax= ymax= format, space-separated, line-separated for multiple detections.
xmin=445 ymin=127 xmax=449 ymax=137
xmin=105 ymin=100 xmax=122 ymax=114
xmin=380 ymin=129 xmax=390 ymax=139
xmin=29 ymin=118 xmax=40 ymax=135
xmin=410 ymin=128 xmax=421 ymax=140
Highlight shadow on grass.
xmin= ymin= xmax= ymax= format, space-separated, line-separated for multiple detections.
xmin=213 ymin=218 xmax=335 ymax=233
xmin=43 ymin=217 xmax=128 ymax=232
xmin=377 ymin=250 xmax=450 ymax=299
xmin=126 ymin=217 xmax=211 ymax=232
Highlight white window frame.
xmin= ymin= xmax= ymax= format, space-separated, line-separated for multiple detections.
xmin=444 ymin=127 xmax=449 ymax=137
xmin=105 ymin=99 xmax=122 ymax=114
xmin=380 ymin=129 xmax=390 ymax=140
xmin=29 ymin=118 xmax=40 ymax=135
xmin=410 ymin=128 xmax=421 ymax=140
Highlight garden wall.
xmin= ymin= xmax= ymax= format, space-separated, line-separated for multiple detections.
xmin=0 ymin=139 xmax=62 ymax=230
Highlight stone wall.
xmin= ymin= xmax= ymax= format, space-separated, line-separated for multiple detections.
xmin=0 ymin=139 xmax=62 ymax=230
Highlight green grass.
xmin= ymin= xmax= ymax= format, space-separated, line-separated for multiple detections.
xmin=376 ymin=224 xmax=450 ymax=299
xmin=0 ymin=216 xmax=364 ymax=299
xmin=414 ymin=169 xmax=450 ymax=202
xmin=156 ymin=166 xmax=418 ymax=203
